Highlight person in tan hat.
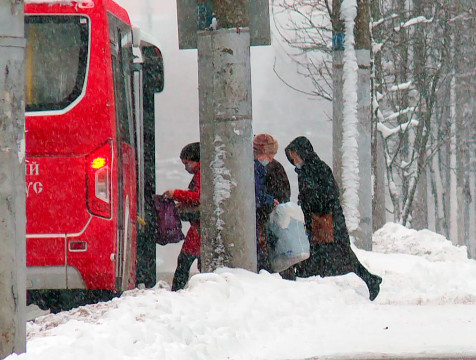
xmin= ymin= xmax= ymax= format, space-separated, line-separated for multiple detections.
xmin=253 ymin=134 xmax=291 ymax=204
xmin=253 ymin=134 xmax=292 ymax=278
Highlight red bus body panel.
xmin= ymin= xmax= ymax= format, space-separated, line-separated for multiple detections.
xmin=25 ymin=0 xmax=137 ymax=290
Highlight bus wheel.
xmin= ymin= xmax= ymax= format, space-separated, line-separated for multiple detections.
xmin=27 ymin=289 xmax=120 ymax=314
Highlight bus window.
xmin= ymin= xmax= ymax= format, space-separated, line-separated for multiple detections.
xmin=25 ymin=16 xmax=89 ymax=112
xmin=110 ymin=17 xmax=134 ymax=146
xmin=142 ymin=45 xmax=164 ymax=95
xmin=120 ymin=30 xmax=135 ymax=146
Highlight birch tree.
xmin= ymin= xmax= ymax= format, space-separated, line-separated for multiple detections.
xmin=272 ymin=0 xmax=475 ymax=252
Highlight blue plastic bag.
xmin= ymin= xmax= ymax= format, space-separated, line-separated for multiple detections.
xmin=268 ymin=202 xmax=310 ymax=272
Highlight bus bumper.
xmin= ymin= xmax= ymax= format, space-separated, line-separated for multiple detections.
xmin=27 ymin=266 xmax=87 ymax=290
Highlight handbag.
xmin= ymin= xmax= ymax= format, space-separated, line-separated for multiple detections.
xmin=311 ymin=213 xmax=334 ymax=244
xmin=153 ymin=195 xmax=185 ymax=245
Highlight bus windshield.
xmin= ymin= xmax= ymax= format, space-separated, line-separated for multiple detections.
xmin=25 ymin=16 xmax=89 ymax=112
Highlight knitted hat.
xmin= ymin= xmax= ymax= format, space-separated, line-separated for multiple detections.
xmin=180 ymin=142 xmax=200 ymax=162
xmin=253 ymin=134 xmax=278 ymax=156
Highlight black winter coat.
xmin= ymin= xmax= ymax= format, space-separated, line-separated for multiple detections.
xmin=265 ymin=159 xmax=291 ymax=204
xmin=285 ymin=136 xmax=360 ymax=277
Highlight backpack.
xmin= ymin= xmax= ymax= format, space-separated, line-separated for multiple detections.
xmin=153 ymin=195 xmax=185 ymax=245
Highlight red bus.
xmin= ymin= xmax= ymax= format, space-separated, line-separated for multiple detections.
xmin=25 ymin=0 xmax=163 ymax=292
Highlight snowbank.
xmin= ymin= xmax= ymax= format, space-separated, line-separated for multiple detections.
xmin=6 ymin=224 xmax=476 ymax=360
xmin=373 ymin=222 xmax=468 ymax=261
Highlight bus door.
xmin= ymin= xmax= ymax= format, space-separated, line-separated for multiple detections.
xmin=110 ymin=14 xmax=137 ymax=291
xmin=25 ymin=15 xmax=90 ymax=289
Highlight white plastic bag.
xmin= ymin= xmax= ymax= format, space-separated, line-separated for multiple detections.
xmin=268 ymin=202 xmax=310 ymax=272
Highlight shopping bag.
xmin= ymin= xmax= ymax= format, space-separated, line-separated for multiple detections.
xmin=311 ymin=213 xmax=334 ymax=244
xmin=268 ymin=202 xmax=310 ymax=273
xmin=153 ymin=195 xmax=185 ymax=245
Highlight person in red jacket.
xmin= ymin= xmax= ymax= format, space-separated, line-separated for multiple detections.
xmin=164 ymin=142 xmax=201 ymax=291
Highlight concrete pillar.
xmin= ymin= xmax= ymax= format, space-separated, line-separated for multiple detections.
xmin=198 ymin=28 xmax=257 ymax=272
xmin=0 ymin=0 xmax=26 ymax=356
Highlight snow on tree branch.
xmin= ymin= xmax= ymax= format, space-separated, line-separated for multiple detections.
xmin=372 ymin=13 xmax=398 ymax=28
xmin=402 ymin=16 xmax=434 ymax=28
xmin=377 ymin=119 xmax=420 ymax=140
xmin=394 ymin=16 xmax=434 ymax=32
xmin=383 ymin=107 xmax=416 ymax=121
xmin=340 ymin=0 xmax=360 ymax=232
xmin=372 ymin=42 xmax=383 ymax=54
xmin=387 ymin=81 xmax=413 ymax=92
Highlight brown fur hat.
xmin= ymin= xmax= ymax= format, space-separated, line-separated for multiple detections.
xmin=253 ymin=134 xmax=278 ymax=156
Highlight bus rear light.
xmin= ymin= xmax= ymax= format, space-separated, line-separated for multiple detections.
xmin=87 ymin=142 xmax=112 ymax=218
xmin=95 ymin=166 xmax=110 ymax=202
xmin=91 ymin=157 xmax=106 ymax=169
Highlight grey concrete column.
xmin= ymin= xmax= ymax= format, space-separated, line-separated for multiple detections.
xmin=0 ymin=0 xmax=26 ymax=356
xmin=198 ymin=28 xmax=257 ymax=272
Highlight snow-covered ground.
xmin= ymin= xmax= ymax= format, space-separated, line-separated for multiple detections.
xmin=7 ymin=223 xmax=476 ymax=360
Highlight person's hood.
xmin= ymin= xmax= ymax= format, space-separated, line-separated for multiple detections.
xmin=284 ymin=136 xmax=318 ymax=165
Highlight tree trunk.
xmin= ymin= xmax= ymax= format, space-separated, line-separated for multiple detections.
xmin=332 ymin=0 xmax=344 ymax=193
xmin=453 ymin=2 xmax=466 ymax=246
xmin=410 ymin=0 xmax=429 ymax=229
xmin=370 ymin=0 xmax=386 ymax=232
xmin=396 ymin=0 xmax=410 ymax=207
xmin=354 ymin=0 xmax=373 ymax=249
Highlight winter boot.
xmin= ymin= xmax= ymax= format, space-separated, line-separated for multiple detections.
xmin=355 ymin=263 xmax=382 ymax=301
xmin=367 ymin=275 xmax=382 ymax=301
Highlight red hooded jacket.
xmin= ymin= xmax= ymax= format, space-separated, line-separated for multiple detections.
xmin=172 ymin=164 xmax=201 ymax=256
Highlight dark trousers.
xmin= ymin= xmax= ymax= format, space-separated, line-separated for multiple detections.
xmin=172 ymin=251 xmax=199 ymax=291
xmin=296 ymin=243 xmax=377 ymax=284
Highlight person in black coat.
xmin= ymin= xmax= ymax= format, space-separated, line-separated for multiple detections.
xmin=285 ymin=136 xmax=382 ymax=301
